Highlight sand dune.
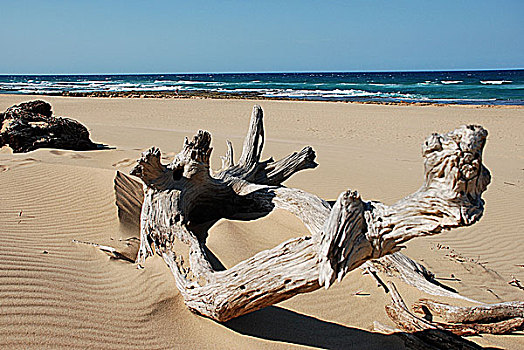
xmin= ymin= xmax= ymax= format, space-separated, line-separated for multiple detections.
xmin=0 ymin=95 xmax=522 ymax=349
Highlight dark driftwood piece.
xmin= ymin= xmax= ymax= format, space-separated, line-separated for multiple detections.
xmin=119 ymin=105 xmax=490 ymax=322
xmin=0 ymin=100 xmax=98 ymax=152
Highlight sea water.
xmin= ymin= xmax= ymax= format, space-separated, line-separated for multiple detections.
xmin=1 ymin=70 xmax=522 ymax=105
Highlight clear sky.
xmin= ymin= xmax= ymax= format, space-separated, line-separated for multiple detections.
xmin=1 ymin=0 xmax=522 ymax=74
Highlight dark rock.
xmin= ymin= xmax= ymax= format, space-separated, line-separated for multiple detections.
xmin=0 ymin=100 xmax=98 ymax=153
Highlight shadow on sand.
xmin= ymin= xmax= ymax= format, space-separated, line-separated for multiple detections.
xmin=225 ymin=305 xmax=404 ymax=350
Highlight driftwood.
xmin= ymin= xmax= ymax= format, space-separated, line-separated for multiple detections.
xmin=432 ymin=317 xmax=524 ymax=336
xmin=413 ymin=299 xmax=524 ymax=323
xmin=72 ymin=239 xmax=136 ymax=263
xmin=118 ymin=105 xmax=490 ymax=322
xmin=381 ymin=282 xmax=483 ymax=349
xmin=362 ymin=252 xmax=478 ymax=302
xmin=412 ymin=299 xmax=524 ymax=335
xmin=114 ymin=152 xmax=461 ymax=303
xmin=380 ymin=283 xmax=524 ymax=350
xmin=0 ymin=100 xmax=98 ymax=152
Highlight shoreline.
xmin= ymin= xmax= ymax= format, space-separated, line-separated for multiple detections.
xmin=1 ymin=90 xmax=522 ymax=109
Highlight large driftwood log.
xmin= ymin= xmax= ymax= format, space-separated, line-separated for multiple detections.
xmin=0 ymin=100 xmax=99 ymax=152
xmin=124 ymin=105 xmax=490 ymax=322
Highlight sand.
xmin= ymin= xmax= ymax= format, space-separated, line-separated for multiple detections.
xmin=0 ymin=95 xmax=523 ymax=349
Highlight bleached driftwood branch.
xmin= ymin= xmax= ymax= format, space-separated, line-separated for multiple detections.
xmin=414 ymin=299 xmax=524 ymax=324
xmin=377 ymin=283 xmax=524 ymax=350
xmin=412 ymin=299 xmax=524 ymax=335
xmin=380 ymin=282 xmax=482 ymax=349
xmin=123 ymin=105 xmax=490 ymax=322
xmin=361 ymin=252 xmax=478 ymax=302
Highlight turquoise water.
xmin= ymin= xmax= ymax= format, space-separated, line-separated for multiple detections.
xmin=1 ymin=70 xmax=522 ymax=105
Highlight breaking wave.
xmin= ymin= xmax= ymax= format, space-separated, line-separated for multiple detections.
xmin=1 ymin=70 xmax=522 ymax=105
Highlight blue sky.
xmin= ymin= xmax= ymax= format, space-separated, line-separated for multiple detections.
xmin=1 ymin=0 xmax=522 ymax=73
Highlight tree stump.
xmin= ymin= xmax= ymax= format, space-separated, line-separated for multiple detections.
xmin=120 ymin=105 xmax=490 ymax=322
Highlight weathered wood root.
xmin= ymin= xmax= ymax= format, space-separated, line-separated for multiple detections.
xmin=113 ymin=174 xmax=469 ymax=304
xmin=121 ymin=104 xmax=490 ymax=322
xmin=0 ymin=100 xmax=99 ymax=152
xmin=383 ymin=282 xmax=483 ymax=349
xmin=413 ymin=299 xmax=524 ymax=334
xmin=113 ymin=170 xmax=464 ymax=304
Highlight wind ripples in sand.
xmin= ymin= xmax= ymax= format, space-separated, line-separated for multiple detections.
xmin=0 ymin=163 xmax=177 ymax=349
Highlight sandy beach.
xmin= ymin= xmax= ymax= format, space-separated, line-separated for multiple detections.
xmin=0 ymin=95 xmax=523 ymax=349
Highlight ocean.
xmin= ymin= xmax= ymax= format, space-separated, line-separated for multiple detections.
xmin=1 ymin=70 xmax=523 ymax=105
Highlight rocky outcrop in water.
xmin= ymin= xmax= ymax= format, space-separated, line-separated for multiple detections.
xmin=0 ymin=100 xmax=98 ymax=153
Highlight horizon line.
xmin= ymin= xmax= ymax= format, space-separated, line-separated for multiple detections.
xmin=1 ymin=68 xmax=523 ymax=76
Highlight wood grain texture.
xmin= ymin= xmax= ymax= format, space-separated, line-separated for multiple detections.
xmin=413 ymin=299 xmax=524 ymax=324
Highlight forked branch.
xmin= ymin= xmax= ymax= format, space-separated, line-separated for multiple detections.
xmin=123 ymin=105 xmax=490 ymax=322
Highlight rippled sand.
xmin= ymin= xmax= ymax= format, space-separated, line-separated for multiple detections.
xmin=1 ymin=95 xmax=522 ymax=349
